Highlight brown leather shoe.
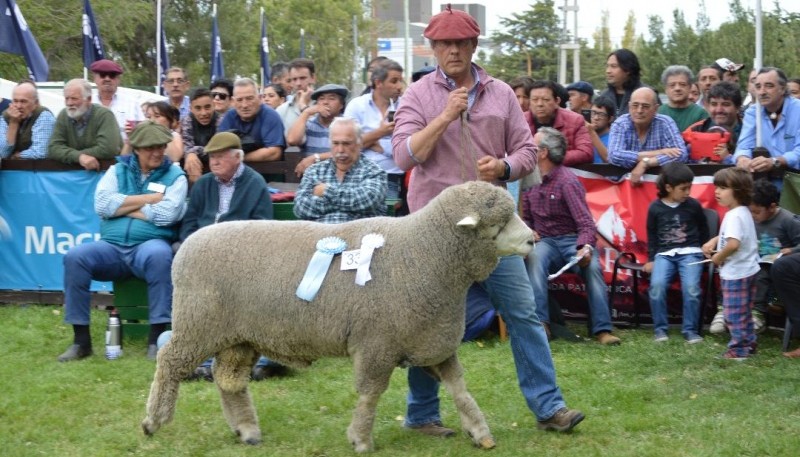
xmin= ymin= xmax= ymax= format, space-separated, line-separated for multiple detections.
xmin=597 ymin=331 xmax=621 ymax=345
xmin=537 ymin=407 xmax=585 ymax=432
xmin=782 ymin=348 xmax=800 ymax=358
xmin=406 ymin=421 xmax=456 ymax=438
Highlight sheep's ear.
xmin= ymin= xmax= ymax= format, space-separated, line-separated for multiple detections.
xmin=456 ymin=215 xmax=479 ymax=228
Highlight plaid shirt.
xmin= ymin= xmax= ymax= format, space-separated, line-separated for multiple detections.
xmin=294 ymin=155 xmax=387 ymax=224
xmin=521 ymin=164 xmax=596 ymax=247
xmin=0 ymin=109 xmax=56 ymax=159
xmin=607 ymin=113 xmax=688 ymax=168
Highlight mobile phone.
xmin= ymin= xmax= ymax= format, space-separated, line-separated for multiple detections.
xmin=386 ymin=110 xmax=395 ymax=122
xmin=581 ymin=109 xmax=592 ymax=123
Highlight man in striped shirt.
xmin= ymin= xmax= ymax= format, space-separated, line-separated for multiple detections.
xmin=286 ymin=84 xmax=348 ymax=157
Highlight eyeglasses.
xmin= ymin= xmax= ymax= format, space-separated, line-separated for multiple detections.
xmin=590 ymin=110 xmax=609 ymax=118
xmin=629 ymin=103 xmax=653 ymax=111
xmin=97 ymin=72 xmax=119 ymax=79
xmin=165 ymin=78 xmax=186 ymax=85
xmin=211 ymin=92 xmax=229 ymax=100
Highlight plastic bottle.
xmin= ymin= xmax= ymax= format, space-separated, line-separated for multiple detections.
xmin=105 ymin=308 xmax=123 ymax=360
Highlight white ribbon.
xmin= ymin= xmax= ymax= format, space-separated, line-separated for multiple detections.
xmin=355 ymin=233 xmax=385 ymax=286
xmin=296 ymin=237 xmax=347 ymax=301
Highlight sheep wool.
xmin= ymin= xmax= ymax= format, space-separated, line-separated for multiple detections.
xmin=142 ymin=181 xmax=534 ymax=453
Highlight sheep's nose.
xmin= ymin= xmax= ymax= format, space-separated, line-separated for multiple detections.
xmin=526 ymin=240 xmax=534 ymax=246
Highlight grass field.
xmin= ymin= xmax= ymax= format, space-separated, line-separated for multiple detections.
xmin=2 ymin=304 xmax=798 ymax=457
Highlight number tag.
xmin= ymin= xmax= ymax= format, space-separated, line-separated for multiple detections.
xmin=340 ymin=249 xmax=361 ymax=270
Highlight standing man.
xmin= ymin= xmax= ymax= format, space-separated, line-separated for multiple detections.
xmin=658 ymin=65 xmax=709 ymax=131
xmin=161 ymin=67 xmax=191 ymax=118
xmin=696 ymin=65 xmax=722 ymax=113
xmin=48 ymin=79 xmax=123 ymax=170
xmin=599 ymin=49 xmax=643 ymax=117
xmin=392 ymin=5 xmax=584 ymax=438
xmin=565 ymin=81 xmax=594 ymax=115
xmin=89 ymin=59 xmax=144 ymax=139
xmin=344 ymin=59 xmax=406 ymax=198
xmin=218 ymin=78 xmax=285 ymax=162
xmin=276 ymin=58 xmax=316 ymax=135
xmin=733 ymin=67 xmax=800 ymax=189
xmin=0 ymin=81 xmax=55 ymax=159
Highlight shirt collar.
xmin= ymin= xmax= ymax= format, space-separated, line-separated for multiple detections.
xmin=215 ymin=162 xmax=245 ymax=185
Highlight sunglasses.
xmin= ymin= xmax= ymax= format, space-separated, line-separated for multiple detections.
xmin=211 ymin=92 xmax=229 ymax=100
xmin=97 ymin=72 xmax=119 ymax=79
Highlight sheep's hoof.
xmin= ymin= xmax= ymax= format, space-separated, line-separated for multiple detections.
xmin=141 ymin=418 xmax=158 ymax=436
xmin=236 ymin=426 xmax=262 ymax=446
xmin=352 ymin=442 xmax=373 ymax=453
xmin=477 ymin=436 xmax=496 ymax=449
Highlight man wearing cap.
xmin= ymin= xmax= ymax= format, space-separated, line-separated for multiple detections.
xmin=48 ymin=79 xmax=123 ymax=170
xmin=566 ymin=81 xmax=594 ymax=115
xmin=218 ymin=77 xmax=285 ymax=161
xmin=342 ymin=59 xmax=406 ymax=198
xmin=392 ymin=4 xmax=584 ymax=438
xmin=713 ymin=58 xmax=745 ymax=84
xmin=1 ymin=80 xmax=55 ymax=159
xmin=286 ymin=83 xmax=348 ymax=156
xmin=57 ymin=121 xmax=187 ymax=362
xmin=89 ymin=59 xmax=145 ymax=140
xmin=657 ymin=65 xmax=709 ymax=131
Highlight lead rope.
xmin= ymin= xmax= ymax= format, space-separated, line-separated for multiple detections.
xmin=459 ymin=111 xmax=480 ymax=183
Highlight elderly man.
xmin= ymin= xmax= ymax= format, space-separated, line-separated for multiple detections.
xmin=343 ymin=59 xmax=406 ymax=198
xmin=218 ymin=78 xmax=285 ymax=161
xmin=294 ymin=117 xmax=386 ymax=223
xmin=683 ymin=81 xmax=743 ymax=163
xmin=287 ymin=84 xmax=348 ymax=156
xmin=48 ymin=79 xmax=123 ymax=170
xmin=391 ymin=5 xmax=584 ymax=438
xmin=523 ymin=127 xmax=620 ymax=345
xmin=0 ymin=81 xmax=55 ymax=159
xmin=57 ymin=122 xmax=187 ymax=362
xmin=525 ymin=79 xmax=593 ymax=166
xmin=162 ymin=67 xmax=191 ymax=118
xmin=658 ymin=65 xmax=709 ymax=131
xmin=276 ymin=58 xmax=317 ymax=134
xmin=734 ymin=67 xmax=800 ymax=189
xmin=565 ymin=80 xmax=594 ymax=115
xmin=90 ymin=59 xmax=144 ymax=139
xmin=608 ymin=87 xmax=687 ymax=184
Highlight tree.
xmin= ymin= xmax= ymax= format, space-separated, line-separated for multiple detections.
xmin=621 ymin=11 xmax=637 ymax=50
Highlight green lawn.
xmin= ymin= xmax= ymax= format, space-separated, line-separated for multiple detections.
xmin=1 ymin=304 xmax=798 ymax=457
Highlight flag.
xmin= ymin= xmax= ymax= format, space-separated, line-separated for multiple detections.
xmin=210 ymin=6 xmax=224 ymax=82
xmin=260 ymin=8 xmax=270 ymax=84
xmin=0 ymin=0 xmax=49 ymax=81
xmin=159 ymin=27 xmax=170 ymax=95
xmin=82 ymin=0 xmax=105 ymax=68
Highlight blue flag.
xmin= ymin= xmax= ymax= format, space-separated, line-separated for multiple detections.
xmin=260 ymin=9 xmax=270 ymax=83
xmin=0 ymin=0 xmax=49 ymax=81
xmin=82 ymin=0 xmax=105 ymax=68
xmin=210 ymin=9 xmax=224 ymax=82
xmin=159 ymin=27 xmax=170 ymax=95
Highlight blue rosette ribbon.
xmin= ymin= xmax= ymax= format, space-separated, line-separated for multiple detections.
xmin=296 ymin=237 xmax=347 ymax=301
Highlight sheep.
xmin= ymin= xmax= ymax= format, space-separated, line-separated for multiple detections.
xmin=141 ymin=180 xmax=534 ymax=453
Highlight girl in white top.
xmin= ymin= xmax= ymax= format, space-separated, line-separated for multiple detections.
xmin=702 ymin=167 xmax=760 ymax=360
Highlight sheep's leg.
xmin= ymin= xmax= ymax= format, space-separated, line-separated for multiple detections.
xmin=436 ymin=355 xmax=495 ymax=449
xmin=346 ymin=356 xmax=394 ymax=453
xmin=215 ymin=344 xmax=262 ymax=445
xmin=142 ymin=333 xmax=210 ymax=436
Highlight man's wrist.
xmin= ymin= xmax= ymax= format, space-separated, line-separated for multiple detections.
xmin=499 ymin=160 xmax=511 ymax=180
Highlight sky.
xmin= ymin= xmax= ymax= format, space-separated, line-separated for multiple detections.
xmin=434 ymin=0 xmax=800 ymax=46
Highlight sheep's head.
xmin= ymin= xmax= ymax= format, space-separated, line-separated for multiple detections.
xmin=440 ymin=181 xmax=534 ymax=258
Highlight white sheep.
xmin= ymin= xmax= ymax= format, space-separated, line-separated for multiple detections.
xmin=141 ymin=181 xmax=533 ymax=452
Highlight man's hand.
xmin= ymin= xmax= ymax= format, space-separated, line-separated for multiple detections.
xmin=713 ymin=143 xmax=730 ymax=162
xmin=146 ymin=192 xmax=164 ymax=205
xmin=78 ymin=153 xmax=100 ymax=171
xmin=296 ymin=88 xmax=313 ymax=111
xmin=441 ymin=87 xmax=469 ymax=123
xmin=476 ymin=156 xmax=505 ymax=182
xmin=577 ymin=245 xmax=592 ymax=268
xmin=643 ymin=261 xmax=654 ymax=274
xmin=378 ymin=119 xmax=396 ymax=137
xmin=531 ymin=230 xmax=541 ymax=242
xmin=660 ymin=147 xmax=683 ymax=158
xmin=313 ymin=183 xmax=327 ymax=197
xmin=630 ymin=160 xmax=647 ymax=185
xmin=748 ymin=155 xmax=775 ymax=173
xmin=183 ymin=153 xmax=203 ymax=183
xmin=295 ymin=155 xmax=317 ymax=177
xmin=4 ymin=105 xmax=24 ymax=123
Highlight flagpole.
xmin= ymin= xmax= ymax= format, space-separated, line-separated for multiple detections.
xmin=260 ymin=7 xmax=265 ymax=88
xmin=156 ymin=0 xmax=162 ymax=93
xmin=754 ymin=0 xmax=763 ymax=148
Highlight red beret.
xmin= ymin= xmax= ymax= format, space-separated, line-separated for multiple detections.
xmin=89 ymin=59 xmax=123 ymax=75
xmin=424 ymin=4 xmax=481 ymax=41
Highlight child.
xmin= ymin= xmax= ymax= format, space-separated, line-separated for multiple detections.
xmin=702 ymin=168 xmax=760 ymax=360
xmin=749 ymin=179 xmax=800 ymax=330
xmin=644 ymin=163 xmax=709 ymax=343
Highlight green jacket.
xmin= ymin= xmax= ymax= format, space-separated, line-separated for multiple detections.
xmin=47 ymin=104 xmax=122 ymax=163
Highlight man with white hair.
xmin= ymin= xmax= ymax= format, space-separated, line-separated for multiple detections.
xmin=48 ymin=78 xmax=122 ymax=170
xmin=1 ymin=80 xmax=56 ymax=159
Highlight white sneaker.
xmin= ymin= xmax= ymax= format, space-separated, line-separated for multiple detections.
xmin=709 ymin=310 xmax=726 ymax=334
xmin=753 ymin=310 xmax=766 ymax=334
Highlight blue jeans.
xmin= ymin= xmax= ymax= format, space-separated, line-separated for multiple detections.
xmin=63 ymin=239 xmax=173 ymax=325
xmin=527 ymin=235 xmax=612 ymax=335
xmin=405 ymin=255 xmax=566 ymax=425
xmin=648 ymin=253 xmax=704 ymax=335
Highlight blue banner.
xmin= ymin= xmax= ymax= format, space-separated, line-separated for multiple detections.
xmin=0 ymin=170 xmax=111 ymax=292
xmin=210 ymin=10 xmax=224 ymax=82
xmin=0 ymin=0 xmax=49 ymax=81
xmin=159 ymin=27 xmax=170 ymax=96
xmin=82 ymin=0 xmax=105 ymax=68
xmin=260 ymin=9 xmax=270 ymax=83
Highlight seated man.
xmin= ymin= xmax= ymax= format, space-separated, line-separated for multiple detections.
xmin=683 ymin=81 xmax=743 ymax=163
xmin=293 ymin=117 xmax=386 ymax=223
xmin=1 ymin=80 xmax=55 ymax=159
xmin=181 ymin=88 xmax=220 ymax=183
xmin=90 ymin=59 xmax=144 ymax=141
xmin=218 ymin=77 xmax=285 ymax=161
xmin=658 ymin=65 xmax=709 ymax=131
xmin=48 ymin=78 xmax=123 ymax=170
xmin=525 ymin=79 xmax=593 ymax=166
xmin=57 ymin=121 xmax=187 ymax=362
xmin=771 ymin=251 xmax=800 ymax=358
xmin=733 ymin=66 xmax=800 ymax=190
xmin=286 ymin=84 xmax=348 ymax=156
xmin=522 ymin=127 xmax=620 ymax=345
xmin=608 ymin=87 xmax=687 ymax=183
